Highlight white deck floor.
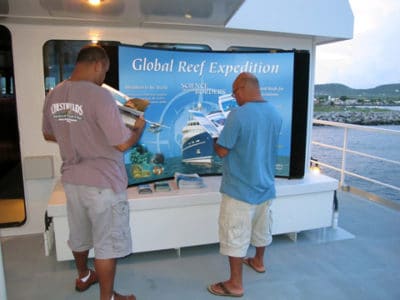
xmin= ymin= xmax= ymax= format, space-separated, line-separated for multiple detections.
xmin=1 ymin=190 xmax=400 ymax=300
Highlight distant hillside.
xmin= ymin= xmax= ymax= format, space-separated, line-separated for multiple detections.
xmin=315 ymin=83 xmax=400 ymax=98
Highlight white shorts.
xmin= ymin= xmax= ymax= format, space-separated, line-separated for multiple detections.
xmin=64 ymin=184 xmax=132 ymax=260
xmin=219 ymin=193 xmax=273 ymax=257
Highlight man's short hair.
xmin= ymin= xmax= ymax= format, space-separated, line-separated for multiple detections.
xmin=237 ymin=72 xmax=260 ymax=89
xmin=76 ymin=44 xmax=108 ymax=64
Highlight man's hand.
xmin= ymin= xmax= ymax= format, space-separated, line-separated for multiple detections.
xmin=133 ymin=115 xmax=146 ymax=130
xmin=115 ymin=115 xmax=146 ymax=152
xmin=43 ymin=133 xmax=57 ymax=143
xmin=214 ymin=139 xmax=229 ymax=158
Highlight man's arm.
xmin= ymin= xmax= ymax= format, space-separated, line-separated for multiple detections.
xmin=213 ymin=138 xmax=229 ymax=158
xmin=43 ymin=133 xmax=57 ymax=143
xmin=114 ymin=116 xmax=146 ymax=152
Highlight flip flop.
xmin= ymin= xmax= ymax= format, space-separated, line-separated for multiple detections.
xmin=243 ymin=258 xmax=266 ymax=273
xmin=207 ymin=282 xmax=243 ymax=297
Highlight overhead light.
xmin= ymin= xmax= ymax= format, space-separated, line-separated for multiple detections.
xmin=89 ymin=30 xmax=101 ymax=44
xmin=88 ymin=0 xmax=103 ymax=6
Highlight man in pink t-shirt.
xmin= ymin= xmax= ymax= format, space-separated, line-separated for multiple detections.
xmin=42 ymin=44 xmax=144 ymax=300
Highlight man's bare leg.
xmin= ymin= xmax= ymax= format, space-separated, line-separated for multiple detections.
xmin=208 ymin=256 xmax=244 ymax=296
xmin=95 ymin=258 xmax=116 ymax=300
xmin=251 ymin=246 xmax=266 ymax=269
xmin=73 ymin=250 xmax=90 ymax=278
xmin=243 ymin=246 xmax=266 ymax=273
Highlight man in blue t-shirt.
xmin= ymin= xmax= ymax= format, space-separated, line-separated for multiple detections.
xmin=208 ymin=72 xmax=282 ymax=298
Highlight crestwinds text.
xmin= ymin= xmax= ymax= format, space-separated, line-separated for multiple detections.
xmin=51 ymin=102 xmax=83 ymax=115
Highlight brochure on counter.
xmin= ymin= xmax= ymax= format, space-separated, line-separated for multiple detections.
xmin=137 ymin=184 xmax=153 ymax=194
xmin=174 ymin=172 xmax=205 ymax=189
xmin=154 ymin=181 xmax=171 ymax=192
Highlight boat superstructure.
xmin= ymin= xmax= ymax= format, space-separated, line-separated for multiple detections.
xmin=0 ymin=1 xmax=357 ymax=299
xmin=0 ymin=0 xmax=354 ymax=237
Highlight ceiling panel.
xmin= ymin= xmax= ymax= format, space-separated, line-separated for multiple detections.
xmin=0 ymin=0 xmax=244 ymax=27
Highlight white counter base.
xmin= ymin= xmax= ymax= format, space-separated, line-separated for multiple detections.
xmin=47 ymin=173 xmax=338 ymax=261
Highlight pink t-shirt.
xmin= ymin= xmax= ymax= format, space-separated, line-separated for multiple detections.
xmin=42 ymin=80 xmax=131 ymax=192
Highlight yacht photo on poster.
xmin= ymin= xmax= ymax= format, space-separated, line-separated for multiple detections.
xmin=115 ymin=45 xmax=296 ymax=186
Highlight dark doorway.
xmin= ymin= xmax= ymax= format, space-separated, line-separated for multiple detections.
xmin=0 ymin=25 xmax=26 ymax=227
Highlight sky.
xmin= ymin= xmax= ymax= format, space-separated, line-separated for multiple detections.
xmin=315 ymin=0 xmax=400 ymax=89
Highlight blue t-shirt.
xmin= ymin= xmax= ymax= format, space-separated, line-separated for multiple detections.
xmin=217 ymin=101 xmax=282 ymax=204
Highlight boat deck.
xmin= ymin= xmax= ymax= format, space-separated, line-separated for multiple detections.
xmin=1 ymin=190 xmax=400 ymax=300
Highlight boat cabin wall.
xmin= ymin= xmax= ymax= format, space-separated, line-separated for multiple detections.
xmin=0 ymin=23 xmax=315 ymax=236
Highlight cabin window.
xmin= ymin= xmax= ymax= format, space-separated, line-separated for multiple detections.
xmin=42 ymin=40 xmax=119 ymax=93
xmin=143 ymin=42 xmax=212 ymax=51
xmin=226 ymin=46 xmax=283 ymax=52
xmin=42 ymin=40 xmax=208 ymax=92
xmin=43 ymin=40 xmax=88 ymax=92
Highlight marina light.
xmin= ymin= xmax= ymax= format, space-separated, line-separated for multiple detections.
xmin=310 ymin=158 xmax=321 ymax=175
xmin=310 ymin=164 xmax=321 ymax=175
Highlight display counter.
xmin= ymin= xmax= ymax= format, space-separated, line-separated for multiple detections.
xmin=47 ymin=173 xmax=338 ymax=261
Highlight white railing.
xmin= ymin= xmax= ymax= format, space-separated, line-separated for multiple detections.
xmin=311 ymin=119 xmax=400 ymax=200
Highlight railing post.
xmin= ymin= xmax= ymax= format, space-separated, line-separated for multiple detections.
xmin=340 ymin=127 xmax=348 ymax=188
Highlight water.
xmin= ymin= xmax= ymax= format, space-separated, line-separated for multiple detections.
xmin=311 ymin=124 xmax=400 ymax=202
xmin=357 ymin=105 xmax=400 ymax=111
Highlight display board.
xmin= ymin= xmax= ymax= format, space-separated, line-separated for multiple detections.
xmin=106 ymin=45 xmax=309 ymax=186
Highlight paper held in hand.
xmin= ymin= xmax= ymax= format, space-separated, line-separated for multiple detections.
xmin=102 ymin=83 xmax=147 ymax=126
xmin=188 ymin=94 xmax=238 ymax=138
xmin=188 ymin=110 xmax=224 ymax=138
